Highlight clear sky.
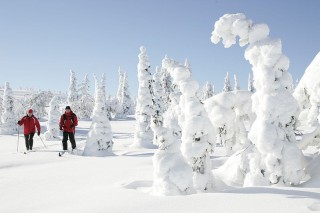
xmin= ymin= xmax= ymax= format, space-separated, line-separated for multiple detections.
xmin=0 ymin=0 xmax=319 ymax=96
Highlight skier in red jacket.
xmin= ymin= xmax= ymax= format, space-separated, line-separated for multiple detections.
xmin=59 ymin=106 xmax=78 ymax=151
xmin=17 ymin=109 xmax=41 ymax=151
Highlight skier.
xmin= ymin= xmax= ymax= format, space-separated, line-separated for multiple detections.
xmin=17 ymin=109 xmax=41 ymax=151
xmin=59 ymin=106 xmax=78 ymax=151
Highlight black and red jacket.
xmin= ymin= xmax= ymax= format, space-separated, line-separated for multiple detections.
xmin=59 ymin=111 xmax=78 ymax=133
xmin=18 ymin=115 xmax=41 ymax=135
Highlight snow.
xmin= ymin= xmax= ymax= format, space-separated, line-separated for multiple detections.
xmin=294 ymin=52 xmax=320 ymax=126
xmin=1 ymin=118 xmax=320 ymax=212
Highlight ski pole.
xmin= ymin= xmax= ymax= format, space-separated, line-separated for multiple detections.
xmin=38 ymin=134 xmax=47 ymax=149
xmin=17 ymin=125 xmax=20 ymax=153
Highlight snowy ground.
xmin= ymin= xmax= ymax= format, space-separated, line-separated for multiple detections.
xmin=1 ymin=117 xmax=320 ymax=213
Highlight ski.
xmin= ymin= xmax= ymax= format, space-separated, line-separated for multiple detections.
xmin=58 ymin=151 xmax=66 ymax=157
xmin=58 ymin=149 xmax=79 ymax=157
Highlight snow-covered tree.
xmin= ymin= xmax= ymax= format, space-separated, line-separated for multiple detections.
xmin=14 ymin=98 xmax=28 ymax=120
xmin=205 ymin=91 xmax=254 ymax=156
xmin=0 ymin=82 xmax=17 ymax=134
xmin=67 ymin=70 xmax=80 ymax=113
xmin=116 ymin=67 xmax=124 ymax=102
xmin=152 ymin=58 xmax=194 ymax=196
xmin=116 ymin=72 xmax=134 ymax=118
xmin=294 ymin=53 xmax=320 ymax=126
xmin=172 ymin=64 xmax=216 ymax=192
xmin=83 ymin=74 xmax=113 ymax=156
xmin=248 ymin=73 xmax=255 ymax=93
xmin=234 ymin=74 xmax=240 ymax=91
xmin=202 ymin=81 xmax=214 ymax=100
xmin=212 ymin=13 xmax=305 ymax=186
xmin=132 ymin=46 xmax=154 ymax=148
xmin=28 ymin=91 xmax=53 ymax=119
xmin=151 ymin=66 xmax=165 ymax=126
xmin=106 ymin=95 xmax=118 ymax=119
xmin=78 ymin=74 xmax=94 ymax=119
xmin=160 ymin=55 xmax=174 ymax=110
xmin=44 ymin=96 xmax=60 ymax=141
xmin=125 ymin=73 xmax=134 ymax=113
xmin=223 ymin=72 xmax=232 ymax=92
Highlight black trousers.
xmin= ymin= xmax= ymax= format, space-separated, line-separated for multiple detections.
xmin=62 ymin=131 xmax=76 ymax=150
xmin=24 ymin=133 xmax=35 ymax=150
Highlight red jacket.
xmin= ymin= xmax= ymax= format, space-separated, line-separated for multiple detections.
xmin=18 ymin=115 xmax=41 ymax=135
xmin=59 ymin=111 xmax=78 ymax=133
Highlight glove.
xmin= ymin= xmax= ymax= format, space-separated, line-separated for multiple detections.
xmin=70 ymin=124 xmax=74 ymax=128
xmin=17 ymin=121 xmax=20 ymax=125
xmin=60 ymin=126 xmax=63 ymax=131
xmin=37 ymin=132 xmax=40 ymax=136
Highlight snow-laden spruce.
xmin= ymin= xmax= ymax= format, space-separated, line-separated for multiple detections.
xmin=44 ymin=96 xmax=61 ymax=141
xmin=152 ymin=58 xmax=194 ymax=196
xmin=116 ymin=67 xmax=124 ymax=103
xmin=114 ymin=67 xmax=123 ymax=118
xmin=67 ymin=70 xmax=80 ymax=113
xmin=150 ymin=66 xmax=165 ymax=146
xmin=28 ymin=91 xmax=53 ymax=119
xmin=78 ymin=74 xmax=94 ymax=119
xmin=205 ymin=91 xmax=255 ymax=186
xmin=171 ymin=64 xmax=215 ymax=192
xmin=205 ymin=91 xmax=254 ymax=156
xmin=160 ymin=55 xmax=174 ymax=110
xmin=14 ymin=98 xmax=28 ymax=120
xmin=223 ymin=72 xmax=232 ymax=92
xmin=106 ymin=95 xmax=119 ymax=119
xmin=0 ymin=82 xmax=17 ymax=134
xmin=151 ymin=66 xmax=165 ymax=127
xmin=132 ymin=46 xmax=154 ymax=148
xmin=234 ymin=74 xmax=240 ymax=91
xmin=83 ymin=74 xmax=113 ymax=156
xmin=212 ymin=13 xmax=305 ymax=186
xmin=202 ymin=81 xmax=214 ymax=101
xmin=117 ymin=72 xmax=134 ymax=118
xmin=293 ymin=52 xmax=320 ymax=126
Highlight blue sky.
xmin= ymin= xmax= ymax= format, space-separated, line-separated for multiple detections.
xmin=0 ymin=0 xmax=319 ymax=96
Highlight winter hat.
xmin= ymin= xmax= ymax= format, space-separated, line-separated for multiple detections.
xmin=65 ymin=106 xmax=71 ymax=110
xmin=27 ymin=109 xmax=33 ymax=114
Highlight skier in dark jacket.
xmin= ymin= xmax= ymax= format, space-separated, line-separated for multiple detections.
xmin=59 ymin=106 xmax=78 ymax=151
xmin=17 ymin=109 xmax=41 ymax=151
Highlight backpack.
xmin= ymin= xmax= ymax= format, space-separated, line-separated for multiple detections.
xmin=63 ymin=113 xmax=76 ymax=124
